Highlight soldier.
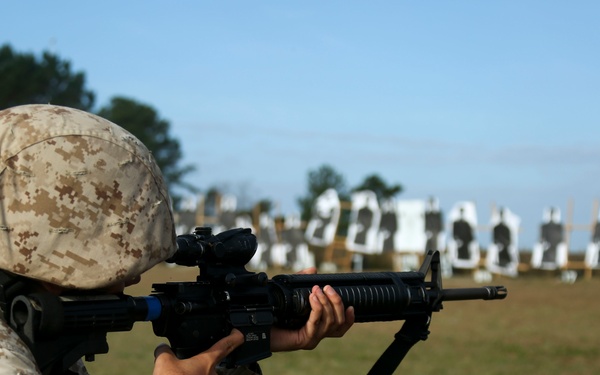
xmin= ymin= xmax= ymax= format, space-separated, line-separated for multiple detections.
xmin=0 ymin=105 xmax=354 ymax=375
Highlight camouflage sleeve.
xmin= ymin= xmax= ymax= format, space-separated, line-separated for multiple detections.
xmin=0 ymin=319 xmax=41 ymax=375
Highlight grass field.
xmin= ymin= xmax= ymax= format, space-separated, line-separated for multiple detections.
xmin=86 ymin=264 xmax=600 ymax=375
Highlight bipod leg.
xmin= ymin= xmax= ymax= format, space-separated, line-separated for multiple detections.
xmin=367 ymin=314 xmax=431 ymax=375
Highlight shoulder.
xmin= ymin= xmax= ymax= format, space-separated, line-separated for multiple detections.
xmin=0 ymin=319 xmax=41 ymax=375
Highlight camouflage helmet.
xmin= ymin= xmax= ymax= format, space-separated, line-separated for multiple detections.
xmin=0 ymin=104 xmax=176 ymax=289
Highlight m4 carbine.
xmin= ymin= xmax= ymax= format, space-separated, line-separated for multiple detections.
xmin=8 ymin=227 xmax=507 ymax=375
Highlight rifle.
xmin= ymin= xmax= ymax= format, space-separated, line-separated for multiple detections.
xmin=7 ymin=227 xmax=507 ymax=375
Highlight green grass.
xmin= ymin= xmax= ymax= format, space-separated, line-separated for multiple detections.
xmin=86 ymin=264 xmax=600 ymax=374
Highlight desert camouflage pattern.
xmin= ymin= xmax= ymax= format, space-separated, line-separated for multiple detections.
xmin=0 ymin=318 xmax=41 ymax=375
xmin=0 ymin=104 xmax=176 ymax=289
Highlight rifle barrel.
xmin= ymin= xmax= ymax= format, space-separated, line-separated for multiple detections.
xmin=440 ymin=286 xmax=507 ymax=301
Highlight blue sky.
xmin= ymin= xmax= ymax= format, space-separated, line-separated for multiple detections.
xmin=2 ymin=1 xmax=599 ymax=250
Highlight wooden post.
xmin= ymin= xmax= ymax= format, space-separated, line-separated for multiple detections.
xmin=564 ymin=199 xmax=599 ymax=280
xmin=564 ymin=199 xmax=574 ymax=272
xmin=584 ymin=199 xmax=599 ymax=280
xmin=195 ymin=194 xmax=205 ymax=227
xmin=322 ymin=200 xmax=352 ymax=269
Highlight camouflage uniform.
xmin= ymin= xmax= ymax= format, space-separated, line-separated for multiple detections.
xmin=0 ymin=105 xmax=258 ymax=375
xmin=0 ymin=319 xmax=43 ymax=375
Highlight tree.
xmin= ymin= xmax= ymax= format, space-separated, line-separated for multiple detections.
xmin=0 ymin=44 xmax=94 ymax=111
xmin=97 ymin=97 xmax=195 ymax=207
xmin=352 ymin=173 xmax=403 ymax=201
xmin=0 ymin=45 xmax=194 ymax=208
xmin=297 ymin=164 xmax=349 ymax=222
xmin=252 ymin=199 xmax=272 ymax=214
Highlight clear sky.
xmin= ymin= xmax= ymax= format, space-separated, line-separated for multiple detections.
xmin=2 ymin=1 xmax=599 ymax=250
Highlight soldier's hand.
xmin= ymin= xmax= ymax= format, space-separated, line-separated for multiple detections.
xmin=270 ymin=268 xmax=355 ymax=352
xmin=153 ymin=329 xmax=244 ymax=375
